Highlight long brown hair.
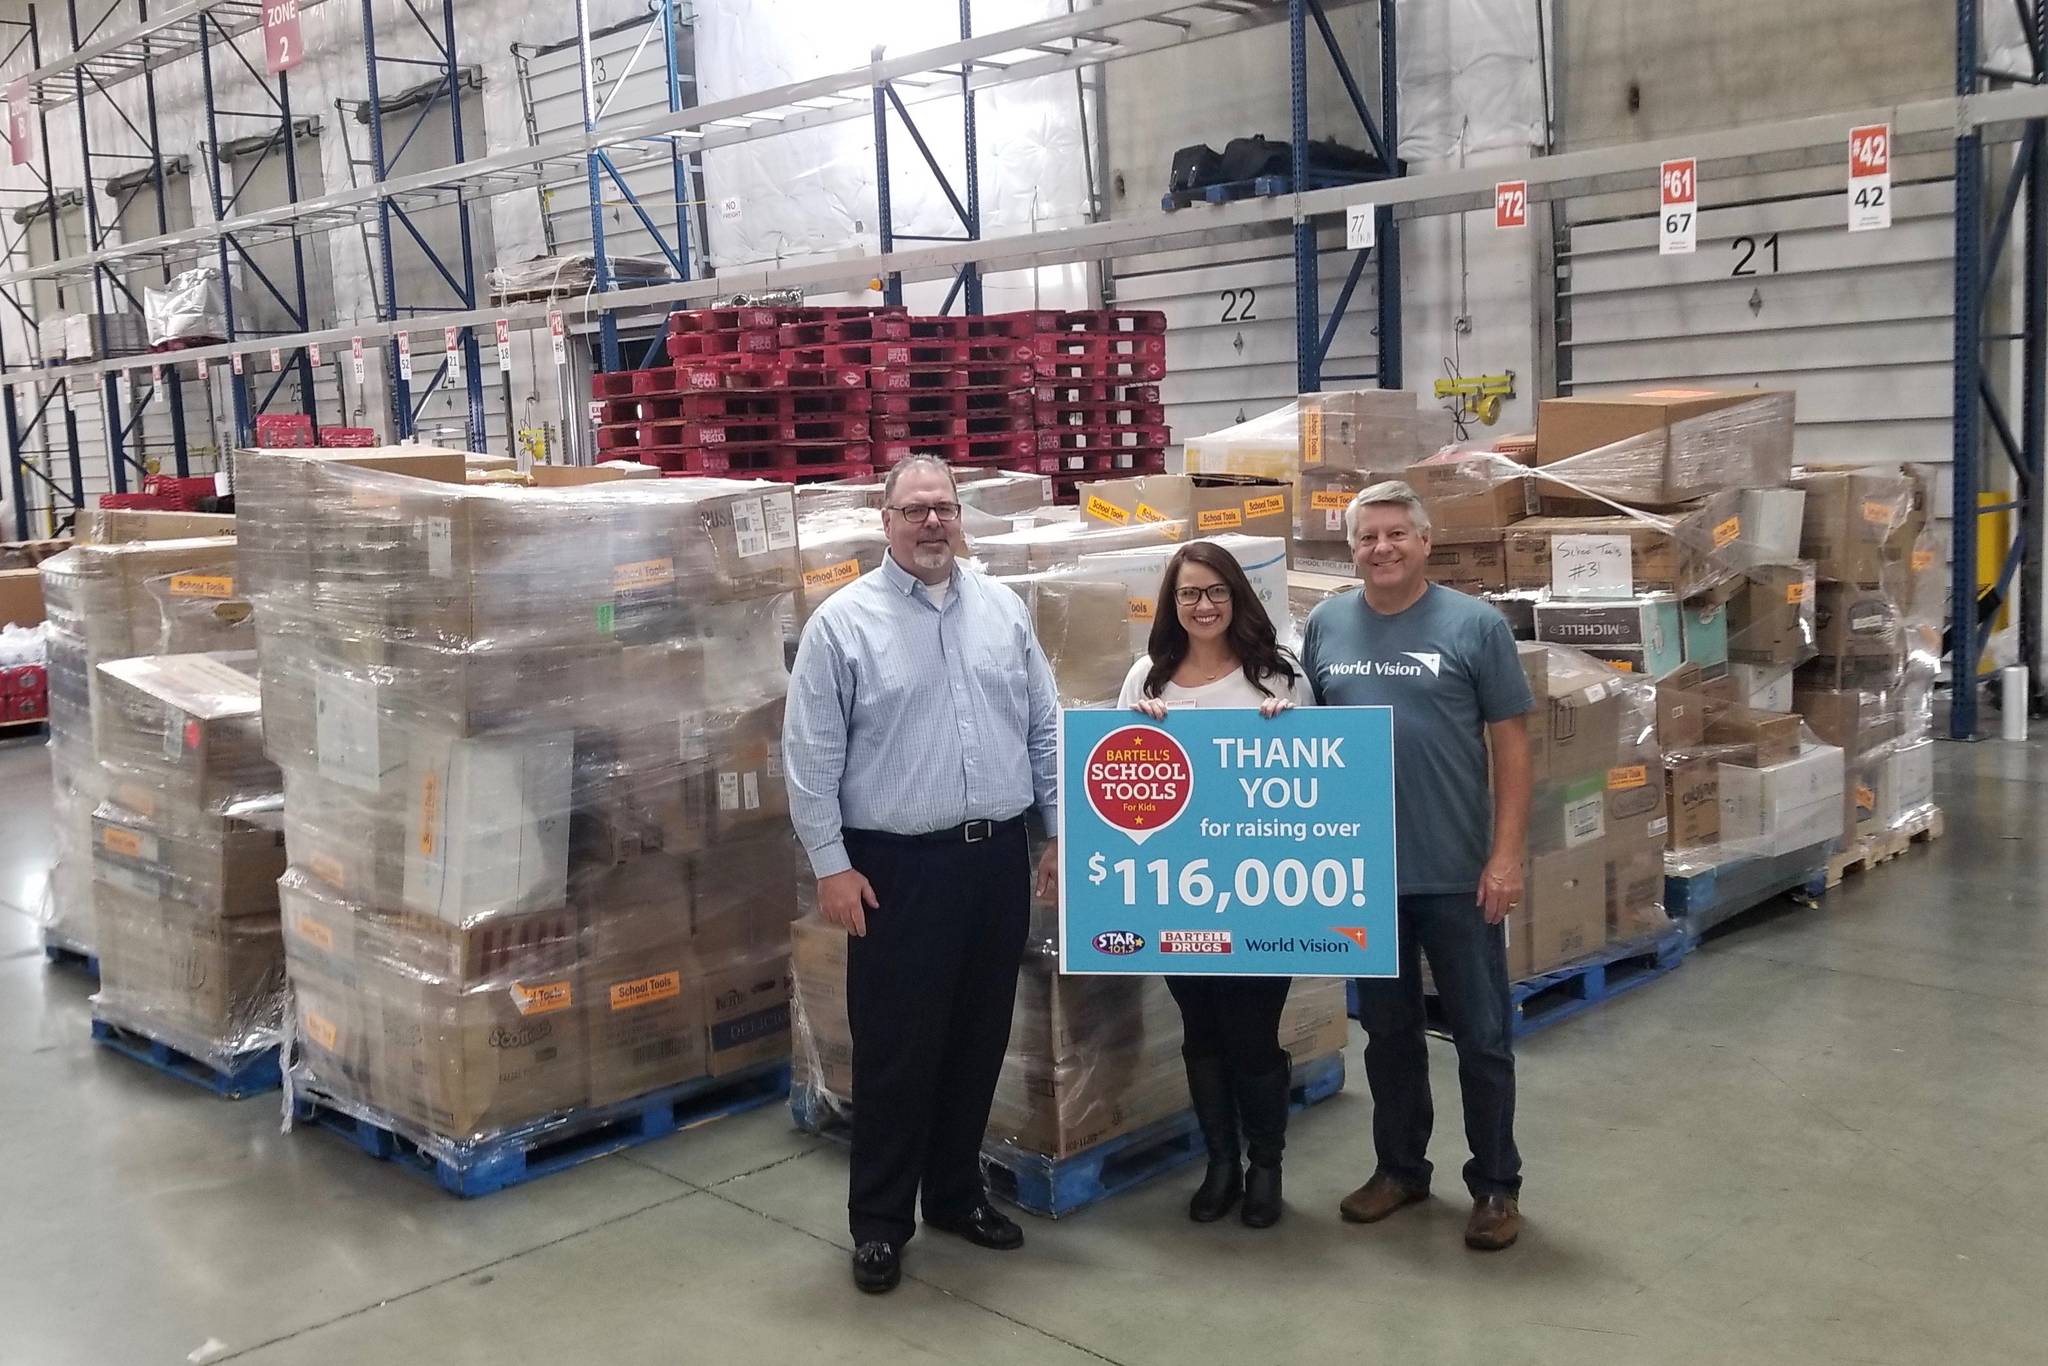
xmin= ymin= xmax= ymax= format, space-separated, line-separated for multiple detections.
xmin=1143 ymin=541 xmax=1299 ymax=699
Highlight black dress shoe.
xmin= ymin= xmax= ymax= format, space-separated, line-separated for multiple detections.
xmin=852 ymin=1241 xmax=901 ymax=1293
xmin=926 ymin=1203 xmax=1025 ymax=1251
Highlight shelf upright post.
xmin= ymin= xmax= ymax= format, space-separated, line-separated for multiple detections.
xmin=359 ymin=0 xmax=411 ymax=437
xmin=1375 ymin=0 xmax=1401 ymax=388
xmin=872 ymin=56 xmax=901 ymax=308
xmin=136 ymin=0 xmax=189 ymax=476
xmin=436 ymin=0 xmax=485 ymax=442
xmin=2022 ymin=0 xmax=2048 ymax=718
xmin=958 ymin=0 xmax=982 ymax=315
xmin=29 ymin=4 xmax=85 ymax=520
xmin=575 ymin=0 xmax=620 ymax=374
xmin=68 ymin=0 xmax=134 ymax=491
xmin=195 ymin=12 xmax=253 ymax=447
xmin=1290 ymin=0 xmax=1316 ymax=392
xmin=658 ymin=0 xmax=693 ymax=287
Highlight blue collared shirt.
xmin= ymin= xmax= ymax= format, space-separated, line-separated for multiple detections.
xmin=783 ymin=553 xmax=1061 ymax=878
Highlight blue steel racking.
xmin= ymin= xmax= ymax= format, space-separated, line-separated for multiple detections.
xmin=871 ymin=0 xmax=984 ymax=316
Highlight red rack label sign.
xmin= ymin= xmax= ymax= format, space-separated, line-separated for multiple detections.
xmin=6 ymin=79 xmax=29 ymax=167
xmin=1495 ymin=180 xmax=1528 ymax=230
xmin=1848 ymin=123 xmax=1891 ymax=232
xmin=263 ymin=0 xmax=303 ymax=74
xmin=1659 ymin=158 xmax=1697 ymax=255
xmin=495 ymin=318 xmax=512 ymax=372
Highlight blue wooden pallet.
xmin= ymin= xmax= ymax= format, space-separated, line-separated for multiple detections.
xmin=90 ymin=1017 xmax=281 ymax=1099
xmin=1343 ymin=927 xmax=1690 ymax=1038
xmin=789 ymin=1054 xmax=1347 ymax=1219
xmin=984 ymin=1053 xmax=1345 ymax=1218
xmin=1666 ymin=840 xmax=1833 ymax=946
xmin=43 ymin=940 xmax=100 ymax=979
xmin=294 ymin=1061 xmax=792 ymax=1198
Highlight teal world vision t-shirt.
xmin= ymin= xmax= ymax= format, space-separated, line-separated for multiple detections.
xmin=1301 ymin=583 xmax=1535 ymax=895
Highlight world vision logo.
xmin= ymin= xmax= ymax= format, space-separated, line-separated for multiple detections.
xmin=1324 ymin=654 xmax=1441 ymax=680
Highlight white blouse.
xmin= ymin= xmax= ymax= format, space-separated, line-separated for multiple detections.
xmin=1115 ymin=655 xmax=1319 ymax=711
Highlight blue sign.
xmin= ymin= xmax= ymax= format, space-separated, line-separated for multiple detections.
xmin=1058 ymin=706 xmax=1400 ymax=977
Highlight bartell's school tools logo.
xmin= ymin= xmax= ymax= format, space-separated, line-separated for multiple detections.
xmin=1083 ymin=725 xmax=1193 ymax=845
xmin=1324 ymin=652 xmax=1442 ymax=680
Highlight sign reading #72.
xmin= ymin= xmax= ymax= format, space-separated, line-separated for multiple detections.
xmin=1058 ymin=708 xmax=1399 ymax=977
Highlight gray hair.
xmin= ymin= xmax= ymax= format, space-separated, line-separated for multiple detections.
xmin=881 ymin=452 xmax=958 ymax=503
xmin=1345 ymin=479 xmax=1431 ymax=544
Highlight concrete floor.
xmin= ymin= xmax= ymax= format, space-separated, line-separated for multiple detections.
xmin=2 ymin=734 xmax=2044 ymax=1366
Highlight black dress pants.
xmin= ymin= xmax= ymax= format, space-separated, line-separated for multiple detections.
xmin=1165 ymin=975 xmax=1293 ymax=1077
xmin=843 ymin=822 xmax=1031 ymax=1247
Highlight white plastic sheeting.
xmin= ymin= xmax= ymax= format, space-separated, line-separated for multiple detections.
xmin=1396 ymin=0 xmax=1545 ymax=161
xmin=693 ymin=0 xmax=1093 ymax=309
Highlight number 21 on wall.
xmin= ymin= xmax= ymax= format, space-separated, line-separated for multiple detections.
xmin=1660 ymin=158 xmax=1697 ymax=255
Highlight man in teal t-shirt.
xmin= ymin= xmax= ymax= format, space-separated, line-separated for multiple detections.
xmin=1300 ymin=479 xmax=1535 ymax=1252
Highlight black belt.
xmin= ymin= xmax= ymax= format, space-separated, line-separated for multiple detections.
xmin=845 ymin=814 xmax=1027 ymax=846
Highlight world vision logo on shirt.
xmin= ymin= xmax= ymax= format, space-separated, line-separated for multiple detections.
xmin=1324 ymin=653 xmax=1442 ymax=680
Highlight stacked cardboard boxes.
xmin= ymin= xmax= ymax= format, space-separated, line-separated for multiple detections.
xmin=87 ymin=653 xmax=288 ymax=1065
xmin=239 ymin=451 xmax=805 ymax=1155
xmin=38 ymin=532 xmax=246 ymax=956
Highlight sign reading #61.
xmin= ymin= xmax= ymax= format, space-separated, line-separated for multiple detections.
xmin=1058 ymin=708 xmax=1400 ymax=977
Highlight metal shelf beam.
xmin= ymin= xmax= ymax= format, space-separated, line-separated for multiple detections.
xmin=23 ymin=0 xmax=331 ymax=107
xmin=0 ymin=0 xmax=1299 ymax=291
xmin=6 ymin=83 xmax=2045 ymax=398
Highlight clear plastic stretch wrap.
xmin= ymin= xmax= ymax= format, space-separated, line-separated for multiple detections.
xmin=143 ymin=265 xmax=227 ymax=347
xmin=238 ymin=453 xmax=803 ymax=1158
xmin=1513 ymin=643 xmax=1670 ymax=977
xmin=37 ymin=536 xmax=243 ymax=953
xmin=790 ymin=911 xmax=1348 ymax=1164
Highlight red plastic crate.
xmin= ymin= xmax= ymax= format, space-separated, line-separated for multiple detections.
xmin=254 ymin=412 xmax=316 ymax=447
xmin=96 ymin=493 xmax=180 ymax=510
xmin=317 ymin=427 xmax=379 ymax=447
xmin=4 ymin=692 xmax=45 ymax=722
xmin=0 ymin=664 xmax=45 ymax=696
xmin=141 ymin=475 xmax=217 ymax=509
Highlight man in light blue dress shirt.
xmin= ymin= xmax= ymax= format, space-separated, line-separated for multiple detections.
xmin=784 ymin=454 xmax=1062 ymax=1294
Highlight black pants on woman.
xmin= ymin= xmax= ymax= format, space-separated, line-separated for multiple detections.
xmin=1166 ymin=974 xmax=1294 ymax=1159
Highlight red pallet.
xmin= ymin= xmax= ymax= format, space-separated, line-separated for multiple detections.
xmin=901 ymin=434 xmax=1039 ymax=463
xmin=778 ymin=316 xmax=911 ymax=345
xmin=4 ymin=692 xmax=45 ymax=722
xmin=783 ymin=390 xmax=872 ymax=418
xmin=1018 ymin=308 xmax=1167 ymax=335
xmin=596 ymin=425 xmax=645 ymax=451
xmin=647 ymin=418 xmax=787 ymax=448
xmin=784 ymin=342 xmax=911 ymax=368
xmin=667 ymin=307 xmax=784 ymax=333
xmin=1033 ymin=332 xmax=1165 ymax=360
xmin=1045 ymin=448 xmax=1168 ymax=475
xmin=908 ymin=313 xmax=1037 ymax=340
xmin=896 ymin=363 xmax=1033 ymax=389
xmin=637 ymin=446 xmax=734 ymax=476
xmin=681 ymin=460 xmax=875 ymax=487
xmin=1032 ymin=381 xmax=1161 ymax=404
xmin=898 ymin=340 xmax=1036 ymax=365
xmin=783 ymin=415 xmax=872 ymax=442
xmin=871 ymin=388 xmax=1033 ymax=416
xmin=0 ymin=664 xmax=47 ymax=696
xmin=664 ymin=330 xmax=782 ymax=361
xmin=1037 ymin=424 xmax=1173 ymax=451
xmin=1036 ymin=401 xmax=1167 ymax=426
xmin=97 ymin=493 xmax=181 ymax=510
xmin=679 ymin=364 xmax=790 ymax=391
xmin=1033 ymin=356 xmax=1167 ymax=381
xmin=875 ymin=411 xmax=1034 ymax=441
xmin=714 ymin=441 xmax=875 ymax=471
xmin=318 ymin=426 xmax=379 ymax=447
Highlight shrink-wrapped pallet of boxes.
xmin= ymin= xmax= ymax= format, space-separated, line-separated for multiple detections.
xmin=237 ymin=451 xmax=804 ymax=1189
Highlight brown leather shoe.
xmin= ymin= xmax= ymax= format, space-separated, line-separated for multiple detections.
xmin=1464 ymin=1194 xmax=1522 ymax=1250
xmin=1338 ymin=1174 xmax=1429 ymax=1224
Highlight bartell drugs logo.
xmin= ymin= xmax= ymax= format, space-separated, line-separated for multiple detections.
xmin=1324 ymin=652 xmax=1441 ymax=680
xmin=1092 ymin=930 xmax=1146 ymax=956
xmin=1159 ymin=930 xmax=1232 ymax=955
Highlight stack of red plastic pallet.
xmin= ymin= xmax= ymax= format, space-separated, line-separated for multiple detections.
xmin=593 ymin=306 xmax=894 ymax=484
xmin=253 ymin=413 xmax=380 ymax=449
xmin=588 ymin=303 xmax=1168 ymax=497
xmin=97 ymin=474 xmax=216 ymax=512
xmin=1027 ymin=308 xmax=1170 ymax=503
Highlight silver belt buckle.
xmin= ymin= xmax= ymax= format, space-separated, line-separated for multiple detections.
xmin=963 ymin=819 xmax=994 ymax=843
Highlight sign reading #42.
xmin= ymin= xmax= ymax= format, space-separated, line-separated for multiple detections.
xmin=1059 ymin=708 xmax=1399 ymax=977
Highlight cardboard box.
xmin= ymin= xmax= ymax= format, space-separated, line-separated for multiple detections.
xmin=1665 ymin=756 xmax=1721 ymax=849
xmin=1654 ymin=662 xmax=1707 ymax=750
xmin=0 ymin=566 xmax=44 ymax=627
xmin=1427 ymin=529 xmax=1506 ymax=591
xmin=1681 ymin=598 xmax=1730 ymax=677
xmin=1605 ymin=842 xmax=1668 ymax=942
xmin=1503 ymin=491 xmax=1740 ymax=597
xmin=1706 ymin=706 xmax=1801 ymax=768
xmin=1719 ymin=744 xmax=1846 ymax=855
xmin=582 ymin=941 xmax=706 ymax=1108
xmin=1728 ymin=662 xmax=1794 ymax=713
xmin=1878 ymin=738 xmax=1934 ymax=824
xmin=1534 ymin=390 xmax=1794 ymax=504
xmin=1726 ymin=563 xmax=1817 ymax=666
xmin=790 ymin=914 xmax=853 ymax=1098
xmin=1299 ymin=390 xmax=1448 ymax=472
xmin=92 ymin=654 xmax=275 ymax=809
xmin=1079 ymin=473 xmax=1291 ymax=544
xmin=1512 ymin=844 xmax=1607 ymax=979
xmin=529 ymin=461 xmax=662 ymax=487
xmin=77 ymin=509 xmax=236 ymax=545
xmin=1078 ymin=534 xmax=1290 ymax=651
xmin=401 ymin=732 xmax=575 ymax=924
xmin=687 ymin=833 xmax=799 ymax=964
xmin=1027 ymin=576 xmax=1134 ymax=709
xmin=1404 ymin=459 xmax=1536 ymax=531
xmin=1286 ymin=538 xmax=1355 ymax=578
xmin=1792 ymin=470 xmax=1915 ymax=586
xmin=94 ymin=880 xmax=285 ymax=1047
xmin=1792 ymin=685 xmax=1902 ymax=761
xmin=92 ymin=803 xmax=286 ymax=918
xmin=1812 ymin=582 xmax=1901 ymax=658
xmin=699 ymin=952 xmax=792 ymax=1078
xmin=1296 ymin=465 xmax=1373 ymax=542
xmin=1796 ymin=649 xmax=1905 ymax=693
xmin=1521 ymin=645 xmax=1624 ymax=783
xmin=1534 ymin=596 xmax=1684 ymax=677
xmin=1489 ymin=590 xmax=1538 ymax=639
xmin=1730 ymin=487 xmax=1807 ymax=569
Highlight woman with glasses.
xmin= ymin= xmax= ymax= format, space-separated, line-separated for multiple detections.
xmin=1114 ymin=540 xmax=1315 ymax=1229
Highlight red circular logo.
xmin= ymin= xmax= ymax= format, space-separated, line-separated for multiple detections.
xmin=1084 ymin=725 xmax=1194 ymax=845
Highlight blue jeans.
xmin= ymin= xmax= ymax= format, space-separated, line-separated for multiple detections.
xmin=1352 ymin=892 xmax=1521 ymax=1199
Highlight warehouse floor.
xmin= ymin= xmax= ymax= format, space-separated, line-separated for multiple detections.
xmin=3 ymin=734 xmax=2045 ymax=1366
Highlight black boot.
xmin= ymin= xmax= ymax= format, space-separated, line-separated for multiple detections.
xmin=1183 ymin=1053 xmax=1242 ymax=1223
xmin=1237 ymin=1057 xmax=1291 ymax=1229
